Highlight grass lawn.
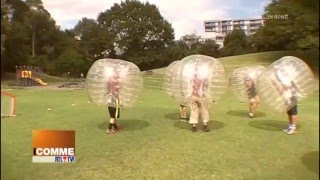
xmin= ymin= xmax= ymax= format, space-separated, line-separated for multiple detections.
xmin=1 ymin=51 xmax=319 ymax=179
xmin=152 ymin=50 xmax=319 ymax=77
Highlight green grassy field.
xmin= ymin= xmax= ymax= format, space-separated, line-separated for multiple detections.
xmin=152 ymin=50 xmax=319 ymax=77
xmin=1 ymin=51 xmax=319 ymax=180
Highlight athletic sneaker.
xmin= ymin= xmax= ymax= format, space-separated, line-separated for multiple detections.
xmin=191 ymin=126 xmax=197 ymax=132
xmin=106 ymin=129 xmax=116 ymax=134
xmin=287 ymin=128 xmax=296 ymax=135
xmin=180 ymin=118 xmax=189 ymax=122
xmin=106 ymin=128 xmax=111 ymax=134
xmin=249 ymin=113 xmax=254 ymax=118
xmin=283 ymin=126 xmax=290 ymax=133
xmin=115 ymin=126 xmax=121 ymax=132
xmin=202 ymin=125 xmax=210 ymax=132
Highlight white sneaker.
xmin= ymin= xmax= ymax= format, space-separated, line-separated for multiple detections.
xmin=106 ymin=129 xmax=115 ymax=134
xmin=283 ymin=126 xmax=290 ymax=132
xmin=249 ymin=113 xmax=254 ymax=118
xmin=287 ymin=128 xmax=296 ymax=135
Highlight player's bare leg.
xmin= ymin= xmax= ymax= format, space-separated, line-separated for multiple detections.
xmin=106 ymin=118 xmax=117 ymax=134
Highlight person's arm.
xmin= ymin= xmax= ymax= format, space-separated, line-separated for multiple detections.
xmin=245 ymin=80 xmax=251 ymax=89
xmin=291 ymin=81 xmax=301 ymax=94
xmin=104 ymin=80 xmax=112 ymax=97
xmin=181 ymin=78 xmax=189 ymax=98
xmin=272 ymin=78 xmax=296 ymax=105
xmin=203 ymin=79 xmax=209 ymax=89
xmin=201 ymin=79 xmax=209 ymax=97
xmin=271 ymin=79 xmax=283 ymax=94
xmin=244 ymin=81 xmax=248 ymax=89
xmin=190 ymin=79 xmax=194 ymax=96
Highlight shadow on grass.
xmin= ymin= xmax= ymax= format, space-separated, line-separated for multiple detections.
xmin=164 ymin=113 xmax=180 ymax=120
xmin=301 ymin=151 xmax=319 ymax=175
xmin=173 ymin=120 xmax=225 ymax=131
xmin=248 ymin=120 xmax=300 ymax=131
xmin=227 ymin=110 xmax=266 ymax=118
xmin=1 ymin=113 xmax=21 ymax=119
xmin=98 ymin=119 xmax=150 ymax=131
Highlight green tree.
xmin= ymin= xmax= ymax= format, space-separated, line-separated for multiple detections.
xmin=2 ymin=0 xmax=31 ymax=73
xmin=26 ymin=0 xmax=60 ymax=59
xmin=165 ymin=34 xmax=202 ymax=62
xmin=97 ymin=0 xmax=174 ymax=70
xmin=197 ymin=39 xmax=220 ymax=58
xmin=252 ymin=0 xmax=319 ymax=51
xmin=1 ymin=0 xmax=67 ymax=75
xmin=1 ymin=0 xmax=9 ymax=77
xmin=220 ymin=29 xmax=249 ymax=56
xmin=73 ymin=17 xmax=114 ymax=61
xmin=55 ymin=48 xmax=86 ymax=76
xmin=165 ymin=41 xmax=190 ymax=61
xmin=180 ymin=34 xmax=202 ymax=51
xmin=1 ymin=0 xmax=11 ymax=38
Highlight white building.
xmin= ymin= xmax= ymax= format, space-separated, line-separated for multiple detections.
xmin=204 ymin=18 xmax=265 ymax=48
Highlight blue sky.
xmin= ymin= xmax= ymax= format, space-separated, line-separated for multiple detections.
xmin=42 ymin=0 xmax=270 ymax=40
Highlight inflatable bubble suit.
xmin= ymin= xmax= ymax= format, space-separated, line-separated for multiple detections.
xmin=163 ymin=60 xmax=181 ymax=96
xmin=256 ymin=56 xmax=316 ymax=113
xmin=231 ymin=65 xmax=266 ymax=102
xmin=170 ymin=54 xmax=228 ymax=106
xmin=86 ymin=58 xmax=143 ymax=108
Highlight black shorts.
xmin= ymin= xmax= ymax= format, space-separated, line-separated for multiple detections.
xmin=247 ymin=88 xmax=257 ymax=99
xmin=287 ymin=105 xmax=297 ymax=116
xmin=108 ymin=106 xmax=120 ymax=118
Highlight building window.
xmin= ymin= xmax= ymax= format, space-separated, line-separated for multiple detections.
xmin=216 ymin=36 xmax=224 ymax=41
xmin=205 ymin=25 xmax=216 ymax=29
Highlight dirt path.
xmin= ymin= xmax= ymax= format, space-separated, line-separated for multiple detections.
xmin=2 ymin=82 xmax=86 ymax=91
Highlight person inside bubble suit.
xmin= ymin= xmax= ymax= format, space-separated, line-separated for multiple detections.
xmin=244 ymin=74 xmax=260 ymax=118
xmin=179 ymin=102 xmax=189 ymax=122
xmin=188 ymin=64 xmax=210 ymax=132
xmin=273 ymin=66 xmax=302 ymax=106
xmin=105 ymin=67 xmax=122 ymax=134
xmin=272 ymin=66 xmax=302 ymax=135
xmin=179 ymin=74 xmax=189 ymax=122
xmin=169 ymin=64 xmax=189 ymax=122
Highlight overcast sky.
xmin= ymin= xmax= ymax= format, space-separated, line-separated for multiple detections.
xmin=42 ymin=0 xmax=270 ymax=40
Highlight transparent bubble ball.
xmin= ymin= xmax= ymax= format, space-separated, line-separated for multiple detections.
xmin=169 ymin=54 xmax=228 ymax=106
xmin=163 ymin=60 xmax=181 ymax=96
xmin=86 ymin=58 xmax=143 ymax=108
xmin=256 ymin=56 xmax=316 ymax=113
xmin=231 ymin=65 xmax=266 ymax=102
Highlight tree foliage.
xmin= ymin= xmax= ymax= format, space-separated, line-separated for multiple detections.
xmin=97 ymin=0 xmax=174 ymax=70
xmin=1 ymin=0 xmax=85 ymax=77
xmin=1 ymin=0 xmax=318 ymax=78
xmin=220 ymin=29 xmax=250 ymax=56
xmin=197 ymin=39 xmax=220 ymax=57
xmin=73 ymin=17 xmax=114 ymax=61
xmin=252 ymin=0 xmax=319 ymax=51
xmin=55 ymin=48 xmax=86 ymax=76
